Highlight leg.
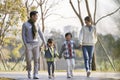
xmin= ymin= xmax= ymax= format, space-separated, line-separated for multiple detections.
xmin=47 ymin=62 xmax=51 ymax=76
xmin=32 ymin=45 xmax=40 ymax=79
xmin=86 ymin=46 xmax=94 ymax=77
xmin=25 ymin=46 xmax=33 ymax=79
xmin=70 ymin=58 xmax=75 ymax=77
xmin=47 ymin=62 xmax=52 ymax=79
xmin=87 ymin=46 xmax=94 ymax=71
xmin=82 ymin=46 xmax=89 ymax=71
xmin=66 ymin=59 xmax=71 ymax=78
xmin=51 ymin=62 xmax=55 ymax=75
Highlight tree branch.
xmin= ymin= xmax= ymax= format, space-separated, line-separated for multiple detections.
xmin=93 ymin=0 xmax=97 ymax=25
xmin=25 ymin=0 xmax=29 ymax=19
xmin=95 ymin=6 xmax=120 ymax=24
xmin=85 ymin=0 xmax=92 ymax=20
xmin=44 ymin=0 xmax=60 ymax=17
xmin=77 ymin=0 xmax=84 ymax=26
xmin=0 ymin=14 xmax=7 ymax=37
xmin=69 ymin=0 xmax=84 ymax=26
xmin=44 ymin=0 xmax=49 ymax=13
xmin=28 ymin=0 xmax=35 ymax=7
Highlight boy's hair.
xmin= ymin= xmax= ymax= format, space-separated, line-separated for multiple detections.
xmin=65 ymin=32 xmax=72 ymax=38
xmin=84 ymin=16 xmax=92 ymax=22
xmin=30 ymin=11 xmax=38 ymax=18
xmin=47 ymin=38 xmax=53 ymax=43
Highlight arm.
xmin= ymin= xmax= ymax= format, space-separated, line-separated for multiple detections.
xmin=54 ymin=49 xmax=59 ymax=57
xmin=53 ymin=44 xmax=59 ymax=57
xmin=79 ymin=27 xmax=84 ymax=45
xmin=22 ymin=23 xmax=27 ymax=46
xmin=38 ymin=27 xmax=46 ymax=45
xmin=59 ymin=44 xmax=65 ymax=58
xmin=73 ymin=42 xmax=80 ymax=49
xmin=94 ymin=27 xmax=98 ymax=43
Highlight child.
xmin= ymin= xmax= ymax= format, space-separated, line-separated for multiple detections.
xmin=59 ymin=32 xmax=78 ymax=78
xmin=45 ymin=38 xmax=59 ymax=79
xmin=79 ymin=16 xmax=97 ymax=77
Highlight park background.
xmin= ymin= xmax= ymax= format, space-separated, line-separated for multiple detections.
xmin=0 ymin=0 xmax=120 ymax=73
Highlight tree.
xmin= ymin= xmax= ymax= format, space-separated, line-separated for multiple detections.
xmin=0 ymin=0 xmax=27 ymax=70
xmin=35 ymin=0 xmax=62 ymax=31
xmin=0 ymin=0 xmax=27 ymax=47
xmin=69 ymin=0 xmax=120 ymax=70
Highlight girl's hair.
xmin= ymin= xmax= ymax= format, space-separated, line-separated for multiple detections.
xmin=84 ymin=16 xmax=92 ymax=22
xmin=65 ymin=32 xmax=72 ymax=38
xmin=47 ymin=38 xmax=53 ymax=43
xmin=47 ymin=38 xmax=56 ymax=48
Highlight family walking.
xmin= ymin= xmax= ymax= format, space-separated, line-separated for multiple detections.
xmin=22 ymin=11 xmax=97 ymax=79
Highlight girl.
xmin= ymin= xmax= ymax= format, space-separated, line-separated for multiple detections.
xmin=45 ymin=38 xmax=59 ymax=79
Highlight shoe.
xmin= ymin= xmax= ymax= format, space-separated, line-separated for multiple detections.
xmin=67 ymin=76 xmax=71 ymax=78
xmin=52 ymin=74 xmax=55 ymax=78
xmin=33 ymin=76 xmax=39 ymax=79
xmin=70 ymin=70 xmax=73 ymax=77
xmin=71 ymin=74 xmax=73 ymax=77
xmin=87 ymin=71 xmax=91 ymax=77
xmin=28 ymin=71 xmax=32 ymax=79
xmin=48 ymin=75 xmax=52 ymax=79
xmin=33 ymin=74 xmax=39 ymax=79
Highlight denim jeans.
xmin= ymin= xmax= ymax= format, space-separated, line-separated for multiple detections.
xmin=82 ymin=46 xmax=94 ymax=71
xmin=47 ymin=62 xmax=54 ymax=76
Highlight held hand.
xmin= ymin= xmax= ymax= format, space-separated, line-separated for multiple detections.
xmin=59 ymin=55 xmax=62 ymax=59
xmin=79 ymin=44 xmax=82 ymax=48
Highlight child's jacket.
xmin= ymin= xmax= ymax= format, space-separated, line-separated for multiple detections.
xmin=60 ymin=40 xmax=78 ymax=59
xmin=45 ymin=47 xmax=59 ymax=62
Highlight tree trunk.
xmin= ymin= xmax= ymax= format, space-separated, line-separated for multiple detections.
xmin=92 ymin=52 xmax=96 ymax=70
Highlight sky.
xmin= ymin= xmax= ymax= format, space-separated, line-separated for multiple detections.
xmin=36 ymin=0 xmax=120 ymax=37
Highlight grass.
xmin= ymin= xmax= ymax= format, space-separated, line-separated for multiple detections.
xmin=0 ymin=77 xmax=15 ymax=80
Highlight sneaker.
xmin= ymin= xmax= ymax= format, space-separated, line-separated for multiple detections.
xmin=28 ymin=71 xmax=32 ymax=79
xmin=67 ymin=76 xmax=71 ymax=78
xmin=33 ymin=74 xmax=39 ymax=79
xmin=87 ymin=71 xmax=91 ymax=77
xmin=70 ymin=70 xmax=73 ymax=77
xmin=52 ymin=74 xmax=55 ymax=78
xmin=48 ymin=75 xmax=52 ymax=79
xmin=71 ymin=74 xmax=73 ymax=77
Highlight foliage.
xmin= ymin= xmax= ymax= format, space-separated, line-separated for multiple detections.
xmin=96 ymin=34 xmax=120 ymax=71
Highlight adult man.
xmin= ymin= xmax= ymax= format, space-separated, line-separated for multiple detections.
xmin=22 ymin=11 xmax=46 ymax=79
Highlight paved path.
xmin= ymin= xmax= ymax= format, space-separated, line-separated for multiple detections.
xmin=0 ymin=72 xmax=120 ymax=80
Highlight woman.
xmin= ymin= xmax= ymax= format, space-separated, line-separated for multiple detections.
xmin=79 ymin=16 xmax=97 ymax=77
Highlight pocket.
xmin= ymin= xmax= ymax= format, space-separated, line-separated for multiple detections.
xmin=26 ymin=44 xmax=31 ymax=50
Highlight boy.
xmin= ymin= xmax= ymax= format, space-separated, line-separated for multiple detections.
xmin=45 ymin=38 xmax=59 ymax=79
xmin=59 ymin=32 xmax=77 ymax=78
xmin=79 ymin=16 xmax=97 ymax=77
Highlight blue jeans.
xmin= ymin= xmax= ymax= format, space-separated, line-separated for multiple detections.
xmin=82 ymin=46 xmax=94 ymax=71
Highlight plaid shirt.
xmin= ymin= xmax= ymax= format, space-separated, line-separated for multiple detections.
xmin=60 ymin=40 xmax=77 ymax=59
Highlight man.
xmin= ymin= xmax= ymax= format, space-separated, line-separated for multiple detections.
xmin=22 ymin=11 xmax=46 ymax=79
